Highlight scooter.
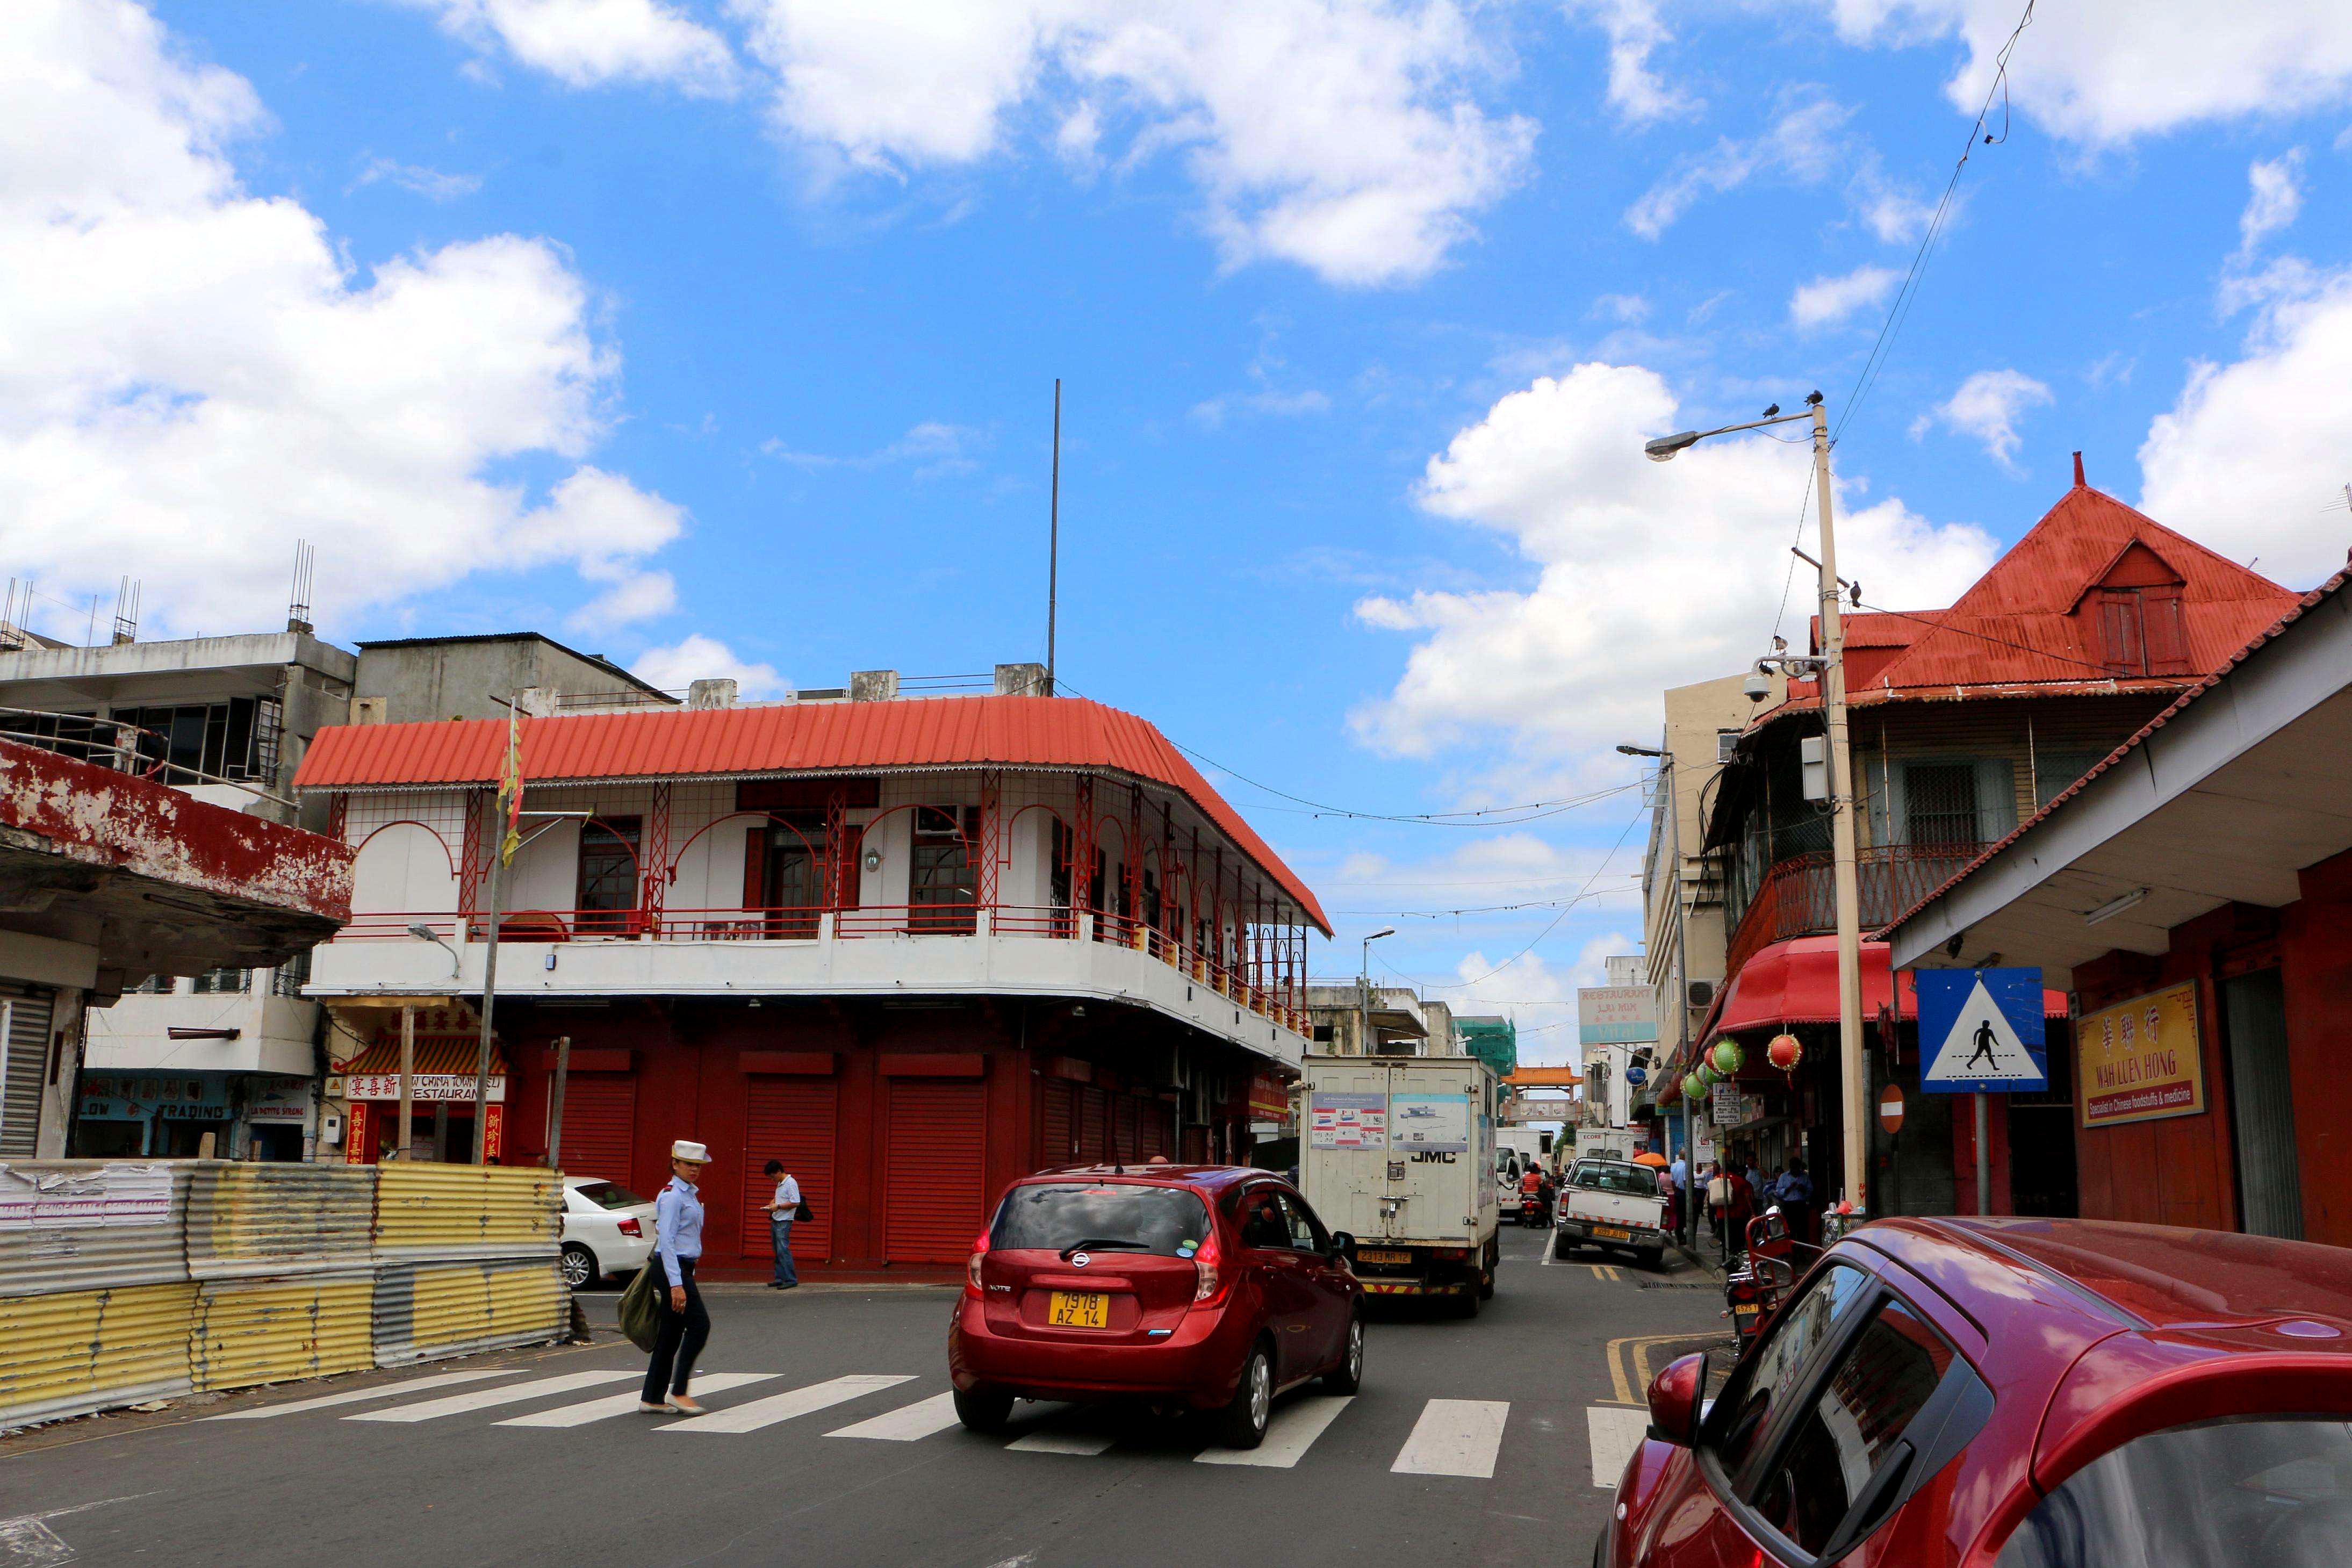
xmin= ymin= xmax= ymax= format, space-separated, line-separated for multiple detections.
xmin=1723 ymin=1206 xmax=1819 ymax=1351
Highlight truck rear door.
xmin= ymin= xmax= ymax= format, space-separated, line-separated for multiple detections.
xmin=1386 ymin=1062 xmax=1479 ymax=1243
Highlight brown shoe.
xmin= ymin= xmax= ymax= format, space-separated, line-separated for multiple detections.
xmin=666 ymin=1394 xmax=707 ymax=1415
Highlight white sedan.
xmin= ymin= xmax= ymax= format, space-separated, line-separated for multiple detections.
xmin=560 ymin=1176 xmax=657 ymax=1290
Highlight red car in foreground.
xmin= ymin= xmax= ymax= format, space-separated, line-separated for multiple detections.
xmin=948 ymin=1164 xmax=1364 ymax=1449
xmin=1605 ymin=1216 xmax=2352 ymax=1567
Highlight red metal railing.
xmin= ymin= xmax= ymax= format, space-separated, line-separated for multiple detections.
xmin=330 ymin=903 xmax=1309 ymax=1034
xmin=1721 ymin=845 xmax=1986 ymax=980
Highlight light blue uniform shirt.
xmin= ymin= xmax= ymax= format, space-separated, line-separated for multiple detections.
xmin=654 ymin=1175 xmax=704 ymax=1287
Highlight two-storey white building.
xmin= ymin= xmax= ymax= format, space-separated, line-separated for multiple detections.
xmin=292 ymin=673 xmax=1328 ymax=1276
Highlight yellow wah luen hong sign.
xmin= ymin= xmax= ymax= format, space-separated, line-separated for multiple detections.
xmin=2078 ymin=981 xmax=2205 ymax=1128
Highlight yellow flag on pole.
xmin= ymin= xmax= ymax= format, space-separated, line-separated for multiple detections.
xmin=495 ymin=706 xmax=523 ymax=865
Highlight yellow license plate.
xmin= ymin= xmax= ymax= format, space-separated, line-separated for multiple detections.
xmin=1357 ymin=1249 xmax=1413 ymax=1264
xmin=1595 ymin=1226 xmax=1632 ymax=1241
xmin=1047 ymin=1291 xmax=1110 ymax=1328
xmin=1733 ymin=1304 xmax=1760 ymax=1319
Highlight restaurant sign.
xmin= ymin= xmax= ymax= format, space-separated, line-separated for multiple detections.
xmin=2078 ymin=981 xmax=2204 ymax=1128
xmin=346 ymin=1073 xmax=506 ymax=1104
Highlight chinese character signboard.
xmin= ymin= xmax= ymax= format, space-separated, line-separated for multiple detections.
xmin=1577 ymin=986 xmax=1657 ymax=1046
xmin=2078 ymin=982 xmax=2205 ymax=1127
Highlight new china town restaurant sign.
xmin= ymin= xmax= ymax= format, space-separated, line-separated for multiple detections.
xmin=2077 ymin=981 xmax=2205 ymax=1128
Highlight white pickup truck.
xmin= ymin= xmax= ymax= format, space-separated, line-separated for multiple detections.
xmin=1552 ymin=1156 xmax=1672 ymax=1270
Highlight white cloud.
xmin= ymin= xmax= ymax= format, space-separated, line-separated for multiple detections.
xmin=631 ymin=632 xmax=788 ymax=696
xmin=1624 ymin=96 xmax=1849 ymax=238
xmin=2238 ymin=149 xmax=2304 ymax=255
xmin=1832 ymin=0 xmax=2352 ymax=145
xmin=1564 ymin=0 xmax=1695 ymax=125
xmin=1591 ymin=292 xmax=1649 ymax=323
xmin=761 ymin=420 xmax=987 ymax=475
xmin=351 ymin=156 xmax=484 ymax=201
xmin=1917 ymin=368 xmax=2052 ymax=471
xmin=0 ymin=0 xmax=685 ymax=638
xmin=1789 ymin=264 xmax=1899 ymax=329
xmin=730 ymin=0 xmax=1536 ymax=286
xmin=399 ymin=0 xmax=740 ymax=95
xmin=569 ymin=570 xmax=677 ymax=630
xmin=1350 ymin=365 xmax=1999 ymax=765
xmin=2141 ymin=267 xmax=2352 ymax=586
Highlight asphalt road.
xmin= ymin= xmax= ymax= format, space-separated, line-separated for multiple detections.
xmin=1 ymin=1226 xmax=1731 ymax=1568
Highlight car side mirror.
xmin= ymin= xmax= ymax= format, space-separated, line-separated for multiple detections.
xmin=1329 ymin=1231 xmax=1354 ymax=1259
xmin=1645 ymin=1351 xmax=1707 ymax=1447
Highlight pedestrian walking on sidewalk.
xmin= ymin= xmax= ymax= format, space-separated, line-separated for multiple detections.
xmin=641 ymin=1140 xmax=713 ymax=1415
xmin=763 ymin=1159 xmax=802 ymax=1290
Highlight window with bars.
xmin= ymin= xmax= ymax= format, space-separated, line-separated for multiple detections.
xmin=910 ymin=805 xmax=978 ymax=933
xmin=192 ymin=967 xmax=250 ymax=994
xmin=272 ymin=950 xmax=311 ymax=997
xmin=111 ymin=696 xmax=283 ymax=784
xmin=126 ymin=973 xmax=176 ymax=995
xmin=575 ymin=816 xmax=643 ymax=934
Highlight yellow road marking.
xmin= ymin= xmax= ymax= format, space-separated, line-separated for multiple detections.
xmin=1603 ymin=1333 xmax=1721 ymax=1407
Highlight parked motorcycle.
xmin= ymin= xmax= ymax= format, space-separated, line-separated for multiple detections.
xmin=1722 ymin=1205 xmax=1820 ymax=1351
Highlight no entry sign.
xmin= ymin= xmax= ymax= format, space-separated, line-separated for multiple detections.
xmin=1879 ymin=1084 xmax=1904 ymax=1134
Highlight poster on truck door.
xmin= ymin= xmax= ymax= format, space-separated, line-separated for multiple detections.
xmin=1390 ymin=1093 xmax=1471 ymax=1154
xmin=1308 ymin=1091 xmax=1388 ymax=1149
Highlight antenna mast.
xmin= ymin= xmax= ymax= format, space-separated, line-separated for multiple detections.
xmin=1046 ymin=378 xmax=1060 ymax=696
xmin=287 ymin=539 xmax=317 ymax=634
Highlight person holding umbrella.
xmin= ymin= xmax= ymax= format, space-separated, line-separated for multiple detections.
xmin=640 ymin=1140 xmax=713 ymax=1414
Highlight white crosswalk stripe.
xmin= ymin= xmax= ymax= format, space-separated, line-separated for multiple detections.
xmin=825 ymin=1391 xmax=962 ymax=1442
xmin=1005 ymin=1427 xmax=1116 ymax=1455
xmin=347 ymin=1370 xmax=640 ymax=1423
xmin=206 ymin=1370 xmax=509 ymax=1420
xmin=496 ymin=1373 xmax=780 ymax=1428
xmin=1195 ymin=1395 xmax=1354 ymax=1468
xmin=1586 ymin=1405 xmax=1649 ymax=1488
xmin=658 ymin=1374 xmax=915 ymax=1435
xmin=1390 ymin=1398 xmax=1510 ymax=1478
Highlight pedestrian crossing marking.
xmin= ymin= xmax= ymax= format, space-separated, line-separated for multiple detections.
xmin=1006 ymin=1427 xmax=1116 ymax=1455
xmin=1194 ymin=1396 xmax=1353 ymax=1469
xmin=826 ymin=1391 xmax=961 ymax=1442
xmin=659 ymin=1373 xmax=914 ymax=1435
xmin=496 ymin=1373 xmax=780 ymax=1428
xmin=1390 ymin=1398 xmax=1509 ymax=1478
xmin=207 ymin=1370 xmax=507 ymax=1420
xmin=1586 ymin=1405 xmax=1650 ymax=1488
xmin=347 ymin=1370 xmax=640 ymax=1423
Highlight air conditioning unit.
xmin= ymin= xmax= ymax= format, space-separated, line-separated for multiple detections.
xmin=1687 ymin=978 xmax=1717 ymax=1009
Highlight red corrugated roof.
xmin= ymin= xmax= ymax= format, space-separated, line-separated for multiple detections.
xmin=1879 ymin=560 xmax=2352 ymax=941
xmin=1855 ymin=484 xmax=2296 ymax=693
xmin=293 ymin=695 xmax=1330 ymax=933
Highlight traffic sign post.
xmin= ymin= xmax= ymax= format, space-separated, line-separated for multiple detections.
xmin=1914 ymin=968 xmax=2046 ymax=1218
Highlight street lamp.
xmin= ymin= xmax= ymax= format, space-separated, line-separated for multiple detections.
xmin=1360 ymin=928 xmax=1396 ymax=1056
xmin=1640 ymin=391 xmax=1868 ymax=1218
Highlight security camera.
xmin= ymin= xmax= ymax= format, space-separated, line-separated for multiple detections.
xmin=1743 ymin=672 xmax=1771 ymax=702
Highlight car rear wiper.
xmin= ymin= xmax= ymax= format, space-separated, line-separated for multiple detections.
xmin=1059 ymin=1238 xmax=1150 ymax=1259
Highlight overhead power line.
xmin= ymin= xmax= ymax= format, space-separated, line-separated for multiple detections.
xmin=1384 ymin=803 xmax=1649 ymax=991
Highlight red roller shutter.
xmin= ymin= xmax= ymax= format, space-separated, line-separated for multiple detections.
xmin=1116 ymin=1097 xmax=1140 ymax=1164
xmin=1079 ymin=1087 xmax=1110 ymax=1162
xmin=1140 ymin=1102 xmax=1168 ymax=1160
xmin=1042 ymin=1080 xmax=1075 ymax=1168
xmin=554 ymin=1074 xmax=635 ymax=1185
xmin=883 ymin=1079 xmax=987 ymax=1264
xmin=745 ymin=1077 xmax=838 ymax=1264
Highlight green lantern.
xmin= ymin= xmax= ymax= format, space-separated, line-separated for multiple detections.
xmin=1696 ymin=1063 xmax=1720 ymax=1089
xmin=1710 ymin=1039 xmax=1745 ymax=1077
xmin=1682 ymin=1071 xmax=1707 ymax=1103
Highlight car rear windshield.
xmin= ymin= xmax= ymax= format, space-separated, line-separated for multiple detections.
xmin=571 ymin=1181 xmax=646 ymax=1211
xmin=991 ymin=1183 xmax=1210 ymax=1257
xmin=1996 ymin=1418 xmax=2352 ymax=1567
xmin=1569 ymin=1162 xmax=1658 ymax=1196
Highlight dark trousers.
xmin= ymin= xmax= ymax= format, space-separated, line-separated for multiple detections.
xmin=642 ymin=1258 xmax=709 ymax=1402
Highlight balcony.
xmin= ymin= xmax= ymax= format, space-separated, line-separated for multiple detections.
xmin=1722 ymin=845 xmax=1984 ymax=980
xmin=307 ymin=902 xmax=1310 ymax=1065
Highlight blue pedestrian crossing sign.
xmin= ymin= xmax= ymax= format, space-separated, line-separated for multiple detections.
xmin=1915 ymin=968 xmax=2047 ymax=1095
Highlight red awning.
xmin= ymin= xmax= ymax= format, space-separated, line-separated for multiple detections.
xmin=1675 ymin=936 xmax=2068 ymax=1067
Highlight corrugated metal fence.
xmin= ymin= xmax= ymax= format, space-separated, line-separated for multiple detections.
xmin=1 ymin=1160 xmax=564 ymax=1430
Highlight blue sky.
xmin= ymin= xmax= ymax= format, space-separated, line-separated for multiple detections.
xmin=10 ymin=1 xmax=2352 ymax=1063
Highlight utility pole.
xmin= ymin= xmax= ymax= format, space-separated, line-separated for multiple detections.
xmin=1046 ymin=378 xmax=1060 ymax=696
xmin=1359 ymin=928 xmax=1396 ymax=1055
xmin=1810 ymin=397 xmax=1868 ymax=1215
xmin=470 ymin=801 xmax=505 ymax=1163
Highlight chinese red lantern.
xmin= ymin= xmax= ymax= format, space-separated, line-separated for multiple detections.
xmin=1767 ymin=1032 xmax=1803 ymax=1074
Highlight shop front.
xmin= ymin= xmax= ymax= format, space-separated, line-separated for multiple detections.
xmin=334 ymin=1039 xmax=507 ymax=1164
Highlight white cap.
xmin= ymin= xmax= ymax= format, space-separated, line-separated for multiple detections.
xmin=671 ymin=1140 xmax=711 ymax=1164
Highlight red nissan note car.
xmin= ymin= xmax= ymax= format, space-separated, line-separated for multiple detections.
xmin=1602 ymin=1216 xmax=2352 ymax=1567
xmin=948 ymin=1165 xmax=1364 ymax=1448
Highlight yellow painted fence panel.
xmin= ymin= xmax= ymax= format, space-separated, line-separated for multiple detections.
xmin=0 ymin=1282 xmax=196 ymax=1429
xmin=191 ymin=1274 xmax=376 ymax=1392
xmin=374 ymin=1164 xmax=559 ymax=1262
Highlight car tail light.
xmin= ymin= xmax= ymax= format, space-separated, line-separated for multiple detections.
xmin=1192 ymin=1232 xmax=1227 ymax=1305
xmin=617 ymin=1217 xmax=642 ymax=1238
xmin=965 ymin=1228 xmax=990 ymax=1298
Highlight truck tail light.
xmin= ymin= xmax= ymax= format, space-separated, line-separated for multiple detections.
xmin=1433 ymin=1247 xmax=1466 ymax=1260
xmin=965 ymin=1229 xmax=991 ymax=1298
xmin=617 ymin=1217 xmax=642 ymax=1238
xmin=1192 ymin=1232 xmax=1227 ymax=1305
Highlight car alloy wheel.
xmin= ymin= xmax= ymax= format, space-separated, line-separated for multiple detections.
xmin=560 ymin=1243 xmax=594 ymax=1290
xmin=1249 ymin=1354 xmax=1271 ymax=1430
xmin=1324 ymin=1314 xmax=1364 ymax=1393
xmin=1218 ymin=1344 xmax=1274 ymax=1449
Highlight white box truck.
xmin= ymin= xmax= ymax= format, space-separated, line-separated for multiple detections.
xmin=1298 ymin=1054 xmax=1500 ymax=1316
